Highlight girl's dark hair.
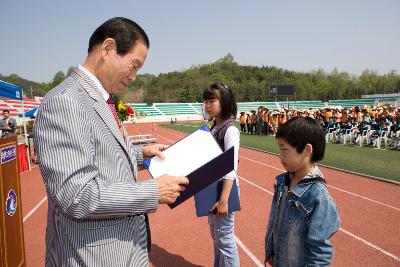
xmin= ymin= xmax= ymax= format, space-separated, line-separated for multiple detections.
xmin=203 ymin=82 xmax=237 ymax=120
xmin=276 ymin=116 xmax=325 ymax=162
xmin=88 ymin=17 xmax=150 ymax=55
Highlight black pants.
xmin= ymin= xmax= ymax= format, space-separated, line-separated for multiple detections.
xmin=247 ymin=124 xmax=252 ymax=134
xmin=240 ymin=124 xmax=246 ymax=133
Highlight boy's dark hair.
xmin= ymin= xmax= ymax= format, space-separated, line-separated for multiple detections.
xmin=88 ymin=17 xmax=150 ymax=55
xmin=276 ymin=116 xmax=325 ymax=162
xmin=3 ymin=110 xmax=10 ymax=114
xmin=203 ymin=82 xmax=237 ymax=120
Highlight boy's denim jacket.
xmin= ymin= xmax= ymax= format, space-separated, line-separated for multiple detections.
xmin=265 ymin=166 xmax=340 ymax=267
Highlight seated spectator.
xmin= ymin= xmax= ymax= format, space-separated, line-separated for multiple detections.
xmin=325 ymin=116 xmax=336 ymax=131
xmin=355 ymin=121 xmax=371 ymax=144
xmin=316 ymin=116 xmax=325 ymax=130
xmin=354 ymin=106 xmax=363 ymax=124
xmin=371 ymin=121 xmax=389 ymax=147
xmin=338 ymin=120 xmax=355 ymax=144
xmin=363 ymin=110 xmax=371 ymax=124
xmin=370 ymin=119 xmax=379 ymax=132
xmin=341 ymin=109 xmax=349 ymax=124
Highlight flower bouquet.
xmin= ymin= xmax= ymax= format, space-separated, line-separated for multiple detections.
xmin=113 ymin=95 xmax=135 ymax=122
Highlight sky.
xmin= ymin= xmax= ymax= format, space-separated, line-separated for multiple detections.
xmin=0 ymin=0 xmax=399 ymax=83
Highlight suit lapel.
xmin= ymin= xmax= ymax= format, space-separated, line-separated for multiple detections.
xmin=71 ymin=68 xmax=130 ymax=155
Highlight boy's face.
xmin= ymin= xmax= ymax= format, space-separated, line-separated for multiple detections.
xmin=277 ymin=138 xmax=310 ymax=173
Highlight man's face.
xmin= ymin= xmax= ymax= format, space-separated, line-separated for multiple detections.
xmin=101 ymin=40 xmax=148 ymax=95
xmin=3 ymin=111 xmax=9 ymax=119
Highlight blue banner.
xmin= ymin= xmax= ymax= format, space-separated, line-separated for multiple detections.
xmin=0 ymin=80 xmax=23 ymax=100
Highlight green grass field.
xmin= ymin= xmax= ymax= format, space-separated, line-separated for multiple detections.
xmin=161 ymin=122 xmax=400 ymax=182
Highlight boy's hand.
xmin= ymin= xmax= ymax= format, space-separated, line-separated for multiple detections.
xmin=210 ymin=200 xmax=228 ymax=216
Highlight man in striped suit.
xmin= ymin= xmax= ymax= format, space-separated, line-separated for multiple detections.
xmin=34 ymin=17 xmax=189 ymax=266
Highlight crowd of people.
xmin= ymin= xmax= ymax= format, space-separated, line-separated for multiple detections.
xmin=239 ymin=105 xmax=400 ymax=149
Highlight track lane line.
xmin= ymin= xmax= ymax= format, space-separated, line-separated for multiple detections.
xmin=235 ymin=236 xmax=264 ymax=267
xmin=23 ymin=196 xmax=47 ymax=222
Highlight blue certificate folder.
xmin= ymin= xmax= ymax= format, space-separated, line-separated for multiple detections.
xmin=194 ymin=179 xmax=240 ymax=217
xmin=168 ymin=146 xmax=235 ymax=209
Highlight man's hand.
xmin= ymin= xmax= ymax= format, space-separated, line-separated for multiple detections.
xmin=156 ymin=175 xmax=189 ymax=204
xmin=143 ymin=143 xmax=169 ymax=160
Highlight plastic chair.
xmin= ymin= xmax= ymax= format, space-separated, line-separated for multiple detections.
xmin=326 ymin=127 xmax=336 ymax=143
xmin=359 ymin=129 xmax=370 ymax=147
xmin=395 ymin=131 xmax=400 ymax=149
xmin=376 ymin=131 xmax=389 ymax=149
xmin=342 ymin=129 xmax=352 ymax=145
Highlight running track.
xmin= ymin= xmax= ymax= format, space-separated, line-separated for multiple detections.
xmin=20 ymin=122 xmax=400 ymax=266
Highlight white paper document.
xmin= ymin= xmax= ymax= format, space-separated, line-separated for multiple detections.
xmin=147 ymin=127 xmax=222 ymax=178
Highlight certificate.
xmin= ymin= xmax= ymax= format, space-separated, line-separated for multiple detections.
xmin=145 ymin=125 xmax=222 ymax=178
xmin=144 ymin=125 xmax=235 ymax=209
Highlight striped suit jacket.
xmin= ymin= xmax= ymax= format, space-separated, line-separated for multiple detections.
xmin=34 ymin=68 xmax=158 ymax=266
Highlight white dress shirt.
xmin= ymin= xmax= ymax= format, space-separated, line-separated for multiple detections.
xmin=223 ymin=125 xmax=240 ymax=185
xmin=78 ymin=65 xmax=109 ymax=101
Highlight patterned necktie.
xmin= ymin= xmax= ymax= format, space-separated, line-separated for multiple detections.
xmin=107 ymin=96 xmax=122 ymax=129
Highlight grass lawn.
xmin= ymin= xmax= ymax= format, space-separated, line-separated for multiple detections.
xmin=161 ymin=122 xmax=400 ymax=182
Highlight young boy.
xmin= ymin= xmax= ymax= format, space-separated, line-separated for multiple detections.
xmin=265 ymin=116 xmax=340 ymax=266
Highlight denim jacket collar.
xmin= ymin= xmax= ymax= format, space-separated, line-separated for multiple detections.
xmin=275 ymin=165 xmax=325 ymax=198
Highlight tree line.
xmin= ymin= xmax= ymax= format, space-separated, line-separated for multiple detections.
xmin=1 ymin=54 xmax=399 ymax=103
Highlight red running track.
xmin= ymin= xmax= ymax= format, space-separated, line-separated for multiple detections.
xmin=20 ymin=122 xmax=400 ymax=266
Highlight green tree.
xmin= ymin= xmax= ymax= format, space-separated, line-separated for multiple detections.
xmin=66 ymin=66 xmax=76 ymax=77
xmin=52 ymin=71 xmax=66 ymax=87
